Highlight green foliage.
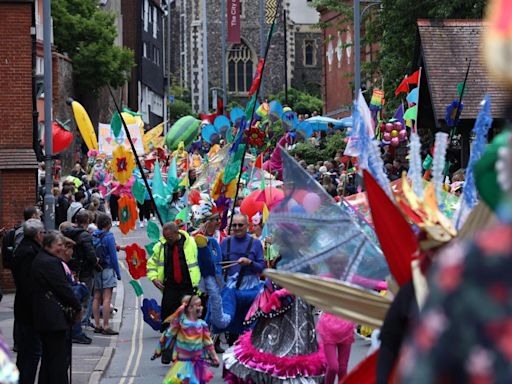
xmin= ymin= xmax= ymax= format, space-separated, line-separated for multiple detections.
xmin=290 ymin=132 xmax=347 ymax=165
xmin=169 ymin=81 xmax=191 ymax=103
xmin=52 ymin=0 xmax=134 ymax=94
xmin=169 ymin=99 xmax=193 ymax=121
xmin=270 ymin=88 xmax=323 ymax=115
xmin=227 ymin=101 xmax=244 ymax=111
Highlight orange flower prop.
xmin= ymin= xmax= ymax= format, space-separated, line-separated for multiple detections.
xmin=125 ymin=243 xmax=147 ymax=280
xmin=111 ymin=145 xmax=136 ymax=184
xmin=246 ymin=125 xmax=266 ymax=147
xmin=210 ymin=169 xmax=237 ymax=201
xmin=118 ymin=195 xmax=138 ymax=234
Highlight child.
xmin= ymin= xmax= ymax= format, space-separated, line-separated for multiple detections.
xmin=159 ymin=295 xmax=219 ymax=384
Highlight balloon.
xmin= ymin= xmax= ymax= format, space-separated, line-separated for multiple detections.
xmin=165 ymin=116 xmax=201 ymax=150
xmin=292 ymin=190 xmax=309 ymax=205
xmin=287 ymin=198 xmax=299 ymax=211
xmin=398 ymin=130 xmax=407 ymax=140
xmin=391 ymin=130 xmax=399 ymax=138
xmin=240 ymin=187 xmax=284 ymax=221
xmin=385 ymin=123 xmax=394 ymax=133
xmin=393 ymin=122 xmax=403 ymax=130
xmin=383 ymin=132 xmax=391 ymax=142
xmin=290 ymin=204 xmax=306 ymax=214
xmin=303 ymin=193 xmax=321 ymax=213
xmin=52 ymin=121 xmax=74 ymax=154
xmin=229 ymin=107 xmax=244 ymax=124
xmin=391 ymin=137 xmax=400 ymax=146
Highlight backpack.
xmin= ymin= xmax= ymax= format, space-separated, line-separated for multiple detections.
xmin=1 ymin=225 xmax=22 ymax=270
xmin=92 ymin=232 xmax=109 ymax=269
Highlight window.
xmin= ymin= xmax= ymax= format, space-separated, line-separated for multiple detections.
xmin=239 ymin=0 xmax=245 ymax=19
xmin=143 ymin=0 xmax=149 ymax=31
xmin=304 ymin=39 xmax=316 ymax=67
xmin=143 ymin=42 xmax=148 ymax=58
xmin=227 ymin=40 xmax=254 ymax=94
xmin=153 ymin=6 xmax=158 ymax=38
xmin=153 ymin=46 xmax=160 ymax=66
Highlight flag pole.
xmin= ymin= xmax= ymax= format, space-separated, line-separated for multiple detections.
xmin=413 ymin=67 xmax=422 ymax=134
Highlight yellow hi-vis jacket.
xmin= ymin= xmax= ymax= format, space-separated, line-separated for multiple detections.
xmin=146 ymin=230 xmax=200 ymax=288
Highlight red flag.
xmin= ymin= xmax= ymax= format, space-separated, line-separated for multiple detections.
xmin=248 ymin=58 xmax=265 ymax=98
xmin=363 ymin=170 xmax=418 ymax=287
xmin=394 ymin=69 xmax=421 ymax=96
xmin=341 ymin=350 xmax=378 ymax=384
xmin=255 ymin=153 xmax=263 ymax=169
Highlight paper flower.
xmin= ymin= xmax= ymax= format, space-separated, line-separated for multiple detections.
xmin=111 ymin=145 xmax=136 ymax=184
xmin=118 ymin=195 xmax=138 ymax=234
xmin=246 ymin=124 xmax=266 ymax=147
xmin=141 ymin=298 xmax=162 ymax=331
xmin=211 ymin=169 xmax=237 ymax=201
xmin=125 ymin=243 xmax=147 ymax=280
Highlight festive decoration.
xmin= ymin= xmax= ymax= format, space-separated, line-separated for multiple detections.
xmin=248 ymin=58 xmax=265 ymax=98
xmin=246 ymin=124 xmax=266 ymax=147
xmin=67 ymin=98 xmax=99 ymax=150
xmin=381 ymin=121 xmax=408 ymax=147
xmin=125 ymin=243 xmax=147 ymax=280
xmin=111 ymin=145 xmax=136 ymax=184
xmin=240 ymin=187 xmax=284 ymax=222
xmin=129 ymin=279 xmax=144 ymax=296
xmin=394 ymin=69 xmax=420 ymax=96
xmin=408 ymin=132 xmax=424 ymax=199
xmin=484 ymin=0 xmax=512 ymax=84
xmin=432 ymin=132 xmax=449 ymax=205
xmin=165 ymin=115 xmax=201 ymax=151
xmin=111 ymin=111 xmax=137 ymax=137
xmin=370 ymin=89 xmax=384 ymax=111
xmin=223 ymin=144 xmax=246 ymax=184
xmin=132 ymin=181 xmax=146 ymax=205
xmin=445 ymin=100 xmax=464 ymax=127
xmin=146 ymin=221 xmax=160 ymax=242
xmin=143 ymin=122 xmax=164 ymax=152
xmin=141 ymin=298 xmax=162 ymax=331
xmin=118 ymin=195 xmax=138 ymax=234
xmin=51 ymin=120 xmax=74 ymax=154
xmin=211 ymin=169 xmax=238 ymax=201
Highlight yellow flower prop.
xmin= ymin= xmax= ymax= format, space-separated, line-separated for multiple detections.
xmin=111 ymin=145 xmax=136 ymax=184
xmin=210 ymin=169 xmax=237 ymax=201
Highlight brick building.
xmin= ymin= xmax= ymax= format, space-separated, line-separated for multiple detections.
xmin=0 ymin=0 xmax=39 ymax=290
xmin=171 ymin=0 xmax=323 ymax=113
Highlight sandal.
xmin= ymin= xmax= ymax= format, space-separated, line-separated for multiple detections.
xmin=102 ymin=328 xmax=119 ymax=335
xmin=93 ymin=327 xmax=103 ymax=334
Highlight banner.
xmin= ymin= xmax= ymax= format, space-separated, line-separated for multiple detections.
xmin=227 ymin=0 xmax=240 ymax=44
xmin=98 ymin=123 xmax=144 ymax=156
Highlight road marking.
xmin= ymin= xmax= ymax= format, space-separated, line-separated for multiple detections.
xmin=128 ymin=302 xmax=144 ymax=384
xmin=118 ymin=261 xmax=142 ymax=384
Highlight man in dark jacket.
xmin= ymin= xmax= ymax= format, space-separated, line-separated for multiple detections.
xmin=61 ymin=210 xmax=97 ymax=333
xmin=32 ymin=231 xmax=82 ymax=384
xmin=12 ymin=219 xmax=45 ymax=384
xmin=55 ymin=185 xmax=73 ymax=227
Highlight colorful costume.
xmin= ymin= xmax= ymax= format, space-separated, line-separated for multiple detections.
xmin=157 ymin=305 xmax=215 ymax=384
xmin=223 ymin=281 xmax=326 ymax=384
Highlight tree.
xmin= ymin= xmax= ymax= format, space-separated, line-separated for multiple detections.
xmin=52 ymin=0 xmax=134 ymax=95
xmin=311 ymin=0 xmax=487 ymax=112
xmin=270 ymin=88 xmax=323 ymax=115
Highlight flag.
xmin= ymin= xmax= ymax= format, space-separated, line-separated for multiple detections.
xmin=254 ymin=153 xmax=264 ymax=169
xmin=406 ymin=87 xmax=419 ymax=105
xmin=393 ymin=104 xmax=405 ymax=127
xmin=403 ymin=105 xmax=418 ymax=121
xmin=248 ymin=58 xmax=265 ymax=98
xmin=167 ymin=157 xmax=179 ymax=193
xmin=394 ymin=69 xmax=421 ymax=96
xmin=175 ymin=207 xmax=187 ymax=223
xmin=260 ymin=177 xmax=265 ymax=191
xmin=262 ymin=203 xmax=269 ymax=223
xmin=370 ymin=89 xmax=384 ymax=111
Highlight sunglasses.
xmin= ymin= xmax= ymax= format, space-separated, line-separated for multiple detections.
xmin=232 ymin=223 xmax=245 ymax=228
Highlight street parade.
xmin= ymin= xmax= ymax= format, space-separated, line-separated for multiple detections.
xmin=0 ymin=0 xmax=510 ymax=383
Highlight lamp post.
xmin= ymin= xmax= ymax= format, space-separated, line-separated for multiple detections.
xmin=353 ymin=0 xmax=382 ymax=100
xmin=43 ymin=0 xmax=55 ymax=229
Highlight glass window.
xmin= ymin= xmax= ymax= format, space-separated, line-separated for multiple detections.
xmin=304 ymin=40 xmax=316 ymax=66
xmin=227 ymin=40 xmax=254 ymax=94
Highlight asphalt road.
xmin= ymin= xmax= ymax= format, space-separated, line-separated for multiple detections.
xmin=102 ymin=224 xmax=371 ymax=383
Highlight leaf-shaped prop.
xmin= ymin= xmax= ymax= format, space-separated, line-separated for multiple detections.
xmin=223 ymin=144 xmax=245 ymax=184
xmin=145 ymin=241 xmax=158 ymax=256
xmin=129 ymin=280 xmax=144 ymax=297
xmin=146 ymin=221 xmax=160 ymax=242
xmin=165 ymin=115 xmax=201 ymax=151
xmin=132 ymin=181 xmax=146 ymax=205
xmin=141 ymin=298 xmax=162 ymax=331
xmin=125 ymin=243 xmax=147 ymax=280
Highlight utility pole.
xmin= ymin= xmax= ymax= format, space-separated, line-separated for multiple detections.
xmin=166 ymin=0 xmax=172 ymax=133
xmin=43 ymin=0 xmax=55 ymax=229
xmin=202 ymin=0 xmax=209 ymax=113
xmin=354 ymin=0 xmax=360 ymax=100
xmin=221 ymin=0 xmax=228 ymax=109
xmin=259 ymin=0 xmax=265 ymax=97
xmin=283 ymin=8 xmax=288 ymax=105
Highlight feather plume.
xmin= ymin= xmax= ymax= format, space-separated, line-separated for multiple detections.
xmin=432 ymin=132 xmax=449 ymax=206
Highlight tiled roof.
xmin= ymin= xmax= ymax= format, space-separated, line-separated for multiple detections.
xmin=417 ymin=19 xmax=509 ymax=122
xmin=0 ymin=148 xmax=38 ymax=170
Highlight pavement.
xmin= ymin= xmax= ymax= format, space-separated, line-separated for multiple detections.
xmin=0 ymin=223 xmax=373 ymax=383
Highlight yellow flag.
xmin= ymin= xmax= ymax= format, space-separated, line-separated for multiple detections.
xmin=262 ymin=203 xmax=269 ymax=223
xmin=179 ymin=175 xmax=189 ymax=187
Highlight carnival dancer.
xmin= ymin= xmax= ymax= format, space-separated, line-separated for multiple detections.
xmin=154 ymin=295 xmax=219 ymax=384
xmin=220 ymin=214 xmax=265 ymax=344
xmin=223 ymin=279 xmax=326 ymax=383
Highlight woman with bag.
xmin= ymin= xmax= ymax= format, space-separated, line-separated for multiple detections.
xmin=31 ymin=230 xmax=82 ymax=384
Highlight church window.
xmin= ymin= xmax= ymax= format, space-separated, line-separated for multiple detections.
xmin=228 ymin=40 xmax=255 ymax=94
xmin=304 ymin=39 xmax=316 ymax=67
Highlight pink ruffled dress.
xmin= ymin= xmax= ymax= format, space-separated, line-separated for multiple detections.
xmin=316 ymin=313 xmax=355 ymax=345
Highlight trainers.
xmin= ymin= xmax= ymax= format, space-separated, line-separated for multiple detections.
xmin=139 ymin=221 xmax=144 ymax=228
xmin=102 ymin=328 xmax=119 ymax=335
xmin=72 ymin=334 xmax=92 ymax=344
xmin=93 ymin=326 xmax=103 ymax=334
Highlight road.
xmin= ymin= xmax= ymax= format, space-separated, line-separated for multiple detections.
xmin=103 ymin=225 xmax=371 ymax=383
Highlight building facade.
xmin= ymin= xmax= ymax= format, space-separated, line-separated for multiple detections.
xmin=171 ymin=0 xmax=323 ymax=114
xmin=122 ymin=0 xmax=166 ymax=127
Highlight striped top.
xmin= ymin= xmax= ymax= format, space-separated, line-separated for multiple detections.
xmin=170 ymin=314 xmax=214 ymax=360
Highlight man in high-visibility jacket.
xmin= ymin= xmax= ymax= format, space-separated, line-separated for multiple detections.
xmin=147 ymin=222 xmax=200 ymax=330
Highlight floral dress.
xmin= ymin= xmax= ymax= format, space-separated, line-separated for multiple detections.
xmin=400 ymin=225 xmax=512 ymax=383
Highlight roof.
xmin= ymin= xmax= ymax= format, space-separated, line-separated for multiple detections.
xmin=417 ymin=19 xmax=509 ymax=122
xmin=0 ymin=149 xmax=38 ymax=170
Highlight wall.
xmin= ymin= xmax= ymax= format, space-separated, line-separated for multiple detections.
xmin=293 ymin=30 xmax=323 ymax=97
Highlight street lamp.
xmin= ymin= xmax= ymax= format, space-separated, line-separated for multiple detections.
xmin=354 ymin=0 xmax=382 ymax=100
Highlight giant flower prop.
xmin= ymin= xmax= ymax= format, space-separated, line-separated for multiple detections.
xmin=210 ymin=169 xmax=237 ymax=201
xmin=118 ymin=195 xmax=138 ymax=234
xmin=246 ymin=124 xmax=266 ymax=147
xmin=125 ymin=243 xmax=147 ymax=280
xmin=141 ymin=298 xmax=162 ymax=331
xmin=111 ymin=145 xmax=136 ymax=184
